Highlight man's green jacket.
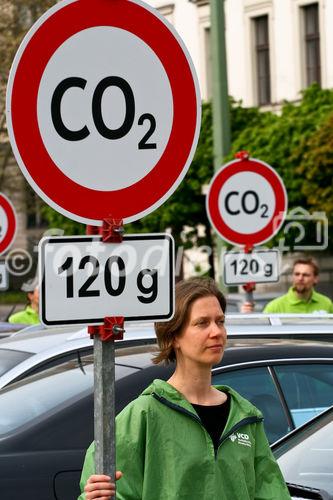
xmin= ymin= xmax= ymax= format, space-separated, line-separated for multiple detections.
xmin=79 ymin=380 xmax=290 ymax=499
xmin=8 ymin=305 xmax=39 ymax=324
xmin=264 ymin=287 xmax=333 ymax=314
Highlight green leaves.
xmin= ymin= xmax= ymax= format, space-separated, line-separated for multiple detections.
xmin=42 ymin=85 xmax=333 ymax=251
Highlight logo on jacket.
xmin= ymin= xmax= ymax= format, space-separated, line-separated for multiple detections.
xmin=229 ymin=432 xmax=252 ymax=447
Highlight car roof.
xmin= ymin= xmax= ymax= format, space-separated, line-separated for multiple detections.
xmin=3 ymin=314 xmax=333 ymax=353
xmin=226 ymin=314 xmax=333 ymax=339
xmin=0 ymin=321 xmax=156 ymax=354
xmin=1 ymin=315 xmax=333 ymax=390
xmin=112 ymin=337 xmax=333 ymax=371
xmin=0 ymin=323 xmax=157 ymax=389
xmin=221 ymin=337 xmax=333 ymax=368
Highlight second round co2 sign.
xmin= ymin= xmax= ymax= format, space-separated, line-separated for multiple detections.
xmin=7 ymin=0 xmax=201 ymax=226
xmin=206 ymin=157 xmax=288 ymax=246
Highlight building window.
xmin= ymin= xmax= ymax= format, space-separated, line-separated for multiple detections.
xmin=254 ymin=15 xmax=271 ymax=106
xmin=303 ymin=3 xmax=321 ymax=86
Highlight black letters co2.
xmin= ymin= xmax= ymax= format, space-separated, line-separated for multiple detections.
xmin=51 ymin=76 xmax=157 ymax=149
xmin=225 ymin=191 xmax=268 ymax=218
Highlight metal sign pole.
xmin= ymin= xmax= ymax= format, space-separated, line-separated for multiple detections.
xmin=94 ymin=336 xmax=116 ymax=477
xmin=243 ymin=241 xmax=255 ymax=309
xmin=87 ymin=221 xmax=125 ymax=489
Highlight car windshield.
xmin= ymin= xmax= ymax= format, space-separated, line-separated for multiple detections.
xmin=275 ymin=409 xmax=333 ymax=495
xmin=0 ymin=349 xmax=32 ymax=377
xmin=0 ymin=354 xmax=138 ymax=436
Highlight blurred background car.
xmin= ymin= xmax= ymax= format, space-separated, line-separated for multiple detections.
xmin=0 ymin=322 xmax=28 ymax=339
xmin=1 ymin=315 xmax=333 ymax=390
xmin=1 ymin=332 xmax=333 ymax=499
xmin=273 ymin=405 xmax=333 ymax=500
xmin=0 ymin=322 xmax=155 ymax=389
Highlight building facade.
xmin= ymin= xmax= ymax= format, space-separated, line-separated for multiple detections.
xmin=151 ymin=0 xmax=332 ymax=108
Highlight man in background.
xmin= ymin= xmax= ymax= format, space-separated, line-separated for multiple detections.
xmin=242 ymin=257 xmax=333 ymax=314
xmin=8 ymin=277 xmax=40 ymax=324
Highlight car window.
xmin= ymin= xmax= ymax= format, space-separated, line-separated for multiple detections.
xmin=213 ymin=367 xmax=291 ymax=443
xmin=12 ymin=347 xmax=93 ymax=384
xmin=0 ymin=356 xmax=138 ymax=436
xmin=274 ymin=364 xmax=333 ymax=427
xmin=276 ymin=412 xmax=333 ymax=495
xmin=0 ymin=349 xmax=32 ymax=377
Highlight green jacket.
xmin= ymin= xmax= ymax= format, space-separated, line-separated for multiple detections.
xmin=79 ymin=380 xmax=290 ymax=499
xmin=8 ymin=305 xmax=40 ymax=324
xmin=264 ymin=287 xmax=333 ymax=314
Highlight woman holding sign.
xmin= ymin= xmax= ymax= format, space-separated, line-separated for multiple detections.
xmin=79 ymin=278 xmax=290 ymax=499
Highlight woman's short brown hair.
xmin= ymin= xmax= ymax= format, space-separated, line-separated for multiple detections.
xmin=153 ymin=277 xmax=226 ymax=365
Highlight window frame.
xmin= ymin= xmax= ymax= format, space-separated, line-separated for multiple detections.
xmin=302 ymin=2 xmax=321 ymax=86
xmin=293 ymin=0 xmax=326 ymax=92
xmin=243 ymin=1 xmax=276 ymax=108
xmin=253 ymin=14 xmax=272 ymax=106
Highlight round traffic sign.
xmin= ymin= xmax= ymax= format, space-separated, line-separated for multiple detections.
xmin=6 ymin=0 xmax=201 ymax=225
xmin=0 ymin=193 xmax=17 ymax=255
xmin=206 ymin=157 xmax=288 ymax=246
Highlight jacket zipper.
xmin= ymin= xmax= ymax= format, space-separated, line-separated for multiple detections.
xmin=152 ymin=392 xmax=202 ymax=424
xmin=153 ymin=392 xmax=263 ymax=460
xmin=216 ymin=416 xmax=264 ymax=458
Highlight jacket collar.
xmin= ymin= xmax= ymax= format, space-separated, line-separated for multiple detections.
xmin=142 ymin=379 xmax=262 ymax=424
xmin=288 ymin=286 xmax=319 ymax=304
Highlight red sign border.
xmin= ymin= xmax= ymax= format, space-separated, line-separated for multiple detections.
xmin=206 ymin=158 xmax=288 ymax=246
xmin=0 ymin=193 xmax=17 ymax=255
xmin=7 ymin=0 xmax=200 ymax=225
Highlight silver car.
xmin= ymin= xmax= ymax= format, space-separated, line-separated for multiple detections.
xmin=1 ymin=314 xmax=333 ymax=390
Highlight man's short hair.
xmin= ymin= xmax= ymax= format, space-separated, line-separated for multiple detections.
xmin=293 ymin=257 xmax=319 ymax=276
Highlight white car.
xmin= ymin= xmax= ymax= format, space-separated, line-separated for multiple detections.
xmin=0 ymin=322 xmax=156 ymax=389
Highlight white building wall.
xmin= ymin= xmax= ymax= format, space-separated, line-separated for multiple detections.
xmin=323 ymin=0 xmax=333 ymax=86
xmin=273 ymin=1 xmax=296 ymax=103
xmin=225 ymin=0 xmax=248 ymax=104
xmin=149 ymin=0 xmax=203 ymax=98
xmin=147 ymin=0 xmax=332 ymax=107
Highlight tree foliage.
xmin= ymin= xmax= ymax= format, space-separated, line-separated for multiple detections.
xmin=297 ymin=110 xmax=333 ymax=245
xmin=39 ymin=77 xmax=333 ymax=250
xmin=0 ymin=0 xmax=54 ymax=217
xmin=230 ymin=84 xmax=333 ymax=249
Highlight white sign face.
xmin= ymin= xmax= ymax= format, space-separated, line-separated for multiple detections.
xmin=0 ymin=263 xmax=9 ymax=291
xmin=39 ymin=234 xmax=174 ymax=325
xmin=223 ymin=250 xmax=280 ymax=286
xmin=206 ymin=158 xmax=288 ymax=246
xmin=7 ymin=0 xmax=201 ymax=225
xmin=218 ymin=172 xmax=275 ymax=235
xmin=37 ymin=27 xmax=173 ymax=192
